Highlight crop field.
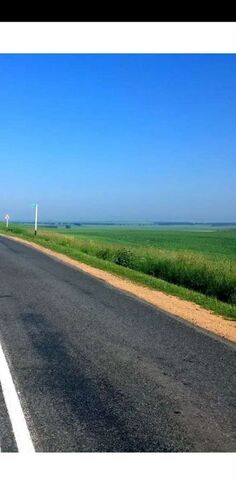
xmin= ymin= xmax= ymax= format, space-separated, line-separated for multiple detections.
xmin=1 ymin=223 xmax=236 ymax=320
xmin=59 ymin=225 xmax=236 ymax=261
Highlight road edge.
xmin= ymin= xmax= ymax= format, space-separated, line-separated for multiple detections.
xmin=1 ymin=233 xmax=235 ymax=344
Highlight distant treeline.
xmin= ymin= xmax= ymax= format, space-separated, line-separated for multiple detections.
xmin=153 ymin=222 xmax=236 ymax=226
xmin=13 ymin=221 xmax=236 ymax=227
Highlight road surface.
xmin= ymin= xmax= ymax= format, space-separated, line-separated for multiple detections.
xmin=0 ymin=236 xmax=235 ymax=452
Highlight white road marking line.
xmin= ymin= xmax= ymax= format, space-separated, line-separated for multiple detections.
xmin=0 ymin=342 xmax=35 ymax=452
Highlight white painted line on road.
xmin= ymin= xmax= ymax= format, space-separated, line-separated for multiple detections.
xmin=0 ymin=341 xmax=35 ymax=452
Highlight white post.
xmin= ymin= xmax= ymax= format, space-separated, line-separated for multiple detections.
xmin=5 ymin=214 xmax=10 ymax=228
xmin=34 ymin=204 xmax=38 ymax=236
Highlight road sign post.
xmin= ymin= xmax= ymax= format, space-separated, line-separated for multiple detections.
xmin=4 ymin=214 xmax=10 ymax=228
xmin=33 ymin=204 xmax=38 ymax=235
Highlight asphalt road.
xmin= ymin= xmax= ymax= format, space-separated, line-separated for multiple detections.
xmin=0 ymin=236 xmax=235 ymax=452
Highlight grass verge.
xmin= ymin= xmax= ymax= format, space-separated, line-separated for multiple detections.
xmin=0 ymin=224 xmax=235 ymax=321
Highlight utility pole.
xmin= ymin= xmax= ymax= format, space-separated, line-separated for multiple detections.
xmin=33 ymin=203 xmax=38 ymax=235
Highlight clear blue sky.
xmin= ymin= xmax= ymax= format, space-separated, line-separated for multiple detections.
xmin=0 ymin=54 xmax=235 ymax=222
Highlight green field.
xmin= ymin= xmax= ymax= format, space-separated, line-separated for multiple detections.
xmin=1 ymin=223 xmax=236 ymax=320
xmin=58 ymin=226 xmax=236 ymax=261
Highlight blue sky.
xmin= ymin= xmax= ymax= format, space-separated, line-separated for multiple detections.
xmin=0 ymin=54 xmax=235 ymax=222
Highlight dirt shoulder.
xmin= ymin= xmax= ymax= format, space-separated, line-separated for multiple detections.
xmin=2 ymin=234 xmax=235 ymax=344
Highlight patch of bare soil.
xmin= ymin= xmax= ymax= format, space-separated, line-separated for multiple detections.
xmin=3 ymin=235 xmax=236 ymax=344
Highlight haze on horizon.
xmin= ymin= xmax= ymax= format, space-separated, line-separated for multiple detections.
xmin=0 ymin=54 xmax=235 ymax=223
